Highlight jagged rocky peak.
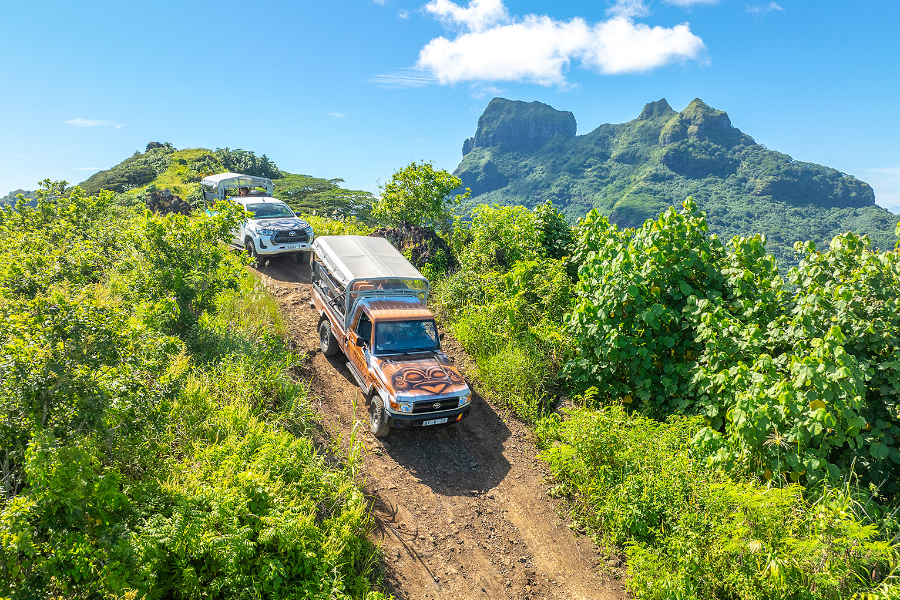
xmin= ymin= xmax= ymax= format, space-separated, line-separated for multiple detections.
xmin=638 ymin=98 xmax=676 ymax=121
xmin=660 ymin=98 xmax=746 ymax=148
xmin=463 ymin=98 xmax=577 ymax=155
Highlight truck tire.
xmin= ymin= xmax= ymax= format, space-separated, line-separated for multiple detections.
xmin=296 ymin=250 xmax=311 ymax=266
xmin=318 ymin=318 xmax=340 ymax=356
xmin=245 ymin=238 xmax=260 ymax=268
xmin=369 ymin=395 xmax=390 ymax=438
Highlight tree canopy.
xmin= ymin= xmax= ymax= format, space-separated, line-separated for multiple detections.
xmin=374 ymin=161 xmax=470 ymax=232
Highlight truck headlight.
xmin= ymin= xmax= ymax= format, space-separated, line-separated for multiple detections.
xmin=458 ymin=392 xmax=471 ymax=407
xmin=399 ymin=402 xmax=412 ymax=413
xmin=255 ymin=227 xmax=275 ymax=236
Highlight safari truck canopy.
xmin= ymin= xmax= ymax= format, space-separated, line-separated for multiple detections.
xmin=312 ymin=235 xmax=429 ymax=327
xmin=201 ymin=172 xmax=274 ymax=203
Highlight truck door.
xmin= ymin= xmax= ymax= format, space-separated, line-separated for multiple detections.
xmin=347 ymin=307 xmax=373 ymax=389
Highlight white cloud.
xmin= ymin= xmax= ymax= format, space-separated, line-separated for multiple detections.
xmin=424 ymin=0 xmax=507 ymax=32
xmin=416 ymin=9 xmax=706 ymax=85
xmin=398 ymin=9 xmax=410 ymax=18
xmin=608 ymin=0 xmax=649 ymax=19
xmin=747 ymin=2 xmax=783 ymax=15
xmin=665 ymin=0 xmax=720 ymax=6
xmin=328 ymin=112 xmax=346 ymax=117
xmin=864 ymin=167 xmax=900 ymax=176
xmin=65 ymin=118 xmax=112 ymax=127
xmin=369 ymin=68 xmax=438 ymax=88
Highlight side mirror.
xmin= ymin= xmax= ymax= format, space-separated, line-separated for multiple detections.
xmin=355 ymin=337 xmax=366 ymax=347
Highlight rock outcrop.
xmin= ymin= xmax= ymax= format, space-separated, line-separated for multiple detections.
xmin=463 ymin=98 xmax=577 ymax=155
xmin=145 ymin=189 xmax=191 ymax=215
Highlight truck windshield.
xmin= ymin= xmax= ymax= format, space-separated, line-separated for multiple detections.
xmin=247 ymin=203 xmax=294 ymax=219
xmin=374 ymin=320 xmax=439 ymax=354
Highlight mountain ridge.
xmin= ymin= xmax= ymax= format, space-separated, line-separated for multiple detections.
xmin=454 ymin=97 xmax=892 ymax=263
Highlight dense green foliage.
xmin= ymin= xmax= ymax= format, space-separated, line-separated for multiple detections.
xmin=79 ymin=144 xmax=175 ymax=195
xmin=0 ymin=183 xmax=384 ymax=599
xmin=273 ymin=173 xmax=375 ymax=221
xmin=433 ymin=202 xmax=573 ymax=420
xmin=213 ymin=147 xmax=281 ymax=180
xmin=568 ymin=198 xmax=900 ymax=491
xmin=455 ymin=97 xmax=896 ymax=265
xmin=538 ymin=403 xmax=897 ymax=600
xmin=374 ymin=161 xmax=470 ymax=233
xmin=428 ymin=193 xmax=900 ymax=597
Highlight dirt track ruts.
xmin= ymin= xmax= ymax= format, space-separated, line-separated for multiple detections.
xmin=254 ymin=258 xmax=626 ymax=600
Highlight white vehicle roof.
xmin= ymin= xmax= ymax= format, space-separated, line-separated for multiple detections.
xmin=200 ymin=172 xmax=274 ymax=197
xmin=201 ymin=172 xmax=273 ymax=187
xmin=313 ymin=235 xmax=426 ymax=288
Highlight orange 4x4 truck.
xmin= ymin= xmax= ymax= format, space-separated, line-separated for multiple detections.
xmin=311 ymin=236 xmax=472 ymax=437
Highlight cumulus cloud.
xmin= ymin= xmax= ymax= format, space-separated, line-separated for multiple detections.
xmin=65 ymin=118 xmax=112 ymax=127
xmin=424 ymin=0 xmax=507 ymax=31
xmin=747 ymin=2 xmax=783 ymax=15
xmin=415 ymin=1 xmax=706 ymax=86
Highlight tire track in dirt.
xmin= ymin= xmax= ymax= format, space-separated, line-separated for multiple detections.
xmin=254 ymin=258 xmax=625 ymax=600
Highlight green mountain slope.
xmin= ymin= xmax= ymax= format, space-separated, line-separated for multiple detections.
xmin=455 ymin=98 xmax=897 ymax=264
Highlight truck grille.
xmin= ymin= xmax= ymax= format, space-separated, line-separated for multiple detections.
xmin=412 ymin=399 xmax=458 ymax=414
xmin=273 ymin=230 xmax=310 ymax=244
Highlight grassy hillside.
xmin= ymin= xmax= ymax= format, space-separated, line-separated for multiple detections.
xmin=78 ymin=144 xmax=375 ymax=219
xmin=455 ymin=98 xmax=898 ymax=265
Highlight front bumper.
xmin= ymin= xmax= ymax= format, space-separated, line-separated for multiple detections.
xmin=256 ymin=239 xmax=313 ymax=256
xmin=384 ymin=406 xmax=471 ymax=429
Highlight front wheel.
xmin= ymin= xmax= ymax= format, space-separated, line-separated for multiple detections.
xmin=369 ymin=395 xmax=390 ymax=438
xmin=245 ymin=238 xmax=260 ymax=268
xmin=318 ymin=318 xmax=340 ymax=356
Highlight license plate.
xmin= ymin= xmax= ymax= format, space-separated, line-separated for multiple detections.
xmin=282 ymin=244 xmax=299 ymax=250
xmin=422 ymin=417 xmax=448 ymax=426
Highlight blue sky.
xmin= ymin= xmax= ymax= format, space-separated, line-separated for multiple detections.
xmin=2 ymin=0 xmax=899 ymax=212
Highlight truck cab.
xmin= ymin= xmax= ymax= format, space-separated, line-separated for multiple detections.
xmin=311 ymin=235 xmax=472 ymax=437
xmin=200 ymin=172 xmax=315 ymax=265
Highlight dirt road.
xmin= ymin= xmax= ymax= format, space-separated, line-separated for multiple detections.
xmin=255 ymin=258 xmax=625 ymax=600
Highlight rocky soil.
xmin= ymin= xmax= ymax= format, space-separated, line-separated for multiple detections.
xmin=253 ymin=257 xmax=626 ymax=600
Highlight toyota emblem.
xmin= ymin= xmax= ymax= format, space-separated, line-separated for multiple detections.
xmin=289 ymin=231 xmax=296 ymax=237
xmin=433 ymin=402 xmax=441 ymax=409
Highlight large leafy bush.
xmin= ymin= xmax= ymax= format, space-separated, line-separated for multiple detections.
xmin=567 ymin=198 xmax=900 ymax=489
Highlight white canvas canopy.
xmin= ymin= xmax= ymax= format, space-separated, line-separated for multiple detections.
xmin=313 ymin=236 xmax=426 ymax=287
xmin=200 ymin=172 xmax=274 ymax=201
xmin=313 ymin=236 xmax=429 ymax=325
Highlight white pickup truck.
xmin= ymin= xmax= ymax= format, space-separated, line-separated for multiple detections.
xmin=201 ymin=172 xmax=315 ymax=265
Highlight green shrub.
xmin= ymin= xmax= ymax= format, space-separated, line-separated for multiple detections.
xmin=301 ymin=214 xmax=375 ymax=237
xmin=0 ymin=184 xmax=385 ymax=599
xmin=538 ymin=403 xmax=898 ymax=600
xmin=567 ymin=198 xmax=900 ymax=489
